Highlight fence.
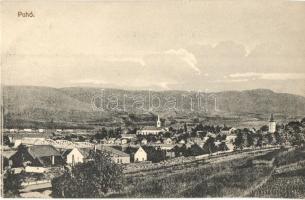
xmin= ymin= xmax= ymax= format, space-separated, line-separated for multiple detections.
xmin=21 ymin=179 xmax=51 ymax=187
xmin=124 ymin=146 xmax=280 ymax=174
xmin=25 ymin=166 xmax=48 ymax=173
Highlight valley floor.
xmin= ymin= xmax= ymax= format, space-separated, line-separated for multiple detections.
xmin=108 ymin=146 xmax=305 ymax=198
xmin=17 ymin=146 xmax=305 ymax=198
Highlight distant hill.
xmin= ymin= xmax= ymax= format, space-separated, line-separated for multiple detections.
xmin=3 ymin=86 xmax=109 ymax=128
xmin=3 ymin=86 xmax=305 ymax=128
xmin=214 ymin=89 xmax=305 ymax=115
xmin=59 ymin=87 xmax=305 ymax=115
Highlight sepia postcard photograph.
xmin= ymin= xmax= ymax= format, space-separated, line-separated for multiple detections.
xmin=1 ymin=0 xmax=305 ymax=198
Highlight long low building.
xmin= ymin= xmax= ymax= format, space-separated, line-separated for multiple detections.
xmin=96 ymin=145 xmax=130 ymax=164
xmin=10 ymin=145 xmax=64 ymax=167
xmin=136 ymin=126 xmax=165 ymax=135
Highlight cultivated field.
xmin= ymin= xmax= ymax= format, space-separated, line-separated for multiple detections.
xmin=250 ymin=168 xmax=305 ymax=198
xmin=108 ymin=147 xmax=284 ymax=197
xmin=250 ymin=146 xmax=305 ymax=198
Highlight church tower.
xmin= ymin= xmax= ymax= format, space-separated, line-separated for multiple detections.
xmin=157 ymin=115 xmax=161 ymax=128
xmin=268 ymin=113 xmax=276 ymax=133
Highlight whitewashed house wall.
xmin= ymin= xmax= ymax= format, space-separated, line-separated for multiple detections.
xmin=134 ymin=147 xmax=147 ymax=162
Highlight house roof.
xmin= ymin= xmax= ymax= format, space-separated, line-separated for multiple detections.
xmin=61 ymin=148 xmax=90 ymax=158
xmin=179 ymin=139 xmax=186 ymax=143
xmin=74 ymin=142 xmax=94 ymax=148
xmin=79 ymin=148 xmax=92 ymax=158
xmin=158 ymin=144 xmax=175 ymax=150
xmin=28 ymin=145 xmax=61 ymax=158
xmin=221 ymin=127 xmax=233 ymax=131
xmin=124 ymin=146 xmax=138 ymax=154
xmin=141 ymin=146 xmax=159 ymax=155
xmin=62 ymin=148 xmax=74 ymax=158
xmin=140 ymin=126 xmax=164 ymax=131
xmin=121 ymin=134 xmax=136 ymax=139
xmin=2 ymin=150 xmax=17 ymax=159
xmin=97 ymin=145 xmax=129 ymax=157
xmin=121 ymin=128 xmax=131 ymax=134
xmin=21 ymin=137 xmax=46 ymax=145
xmin=269 ymin=113 xmax=275 ymax=122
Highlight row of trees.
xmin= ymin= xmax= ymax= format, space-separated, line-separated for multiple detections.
xmin=191 ymin=124 xmax=223 ymax=136
xmin=234 ymin=118 xmax=305 ymax=150
xmin=173 ymin=140 xmax=229 ymax=157
xmin=233 ymin=130 xmax=274 ymax=150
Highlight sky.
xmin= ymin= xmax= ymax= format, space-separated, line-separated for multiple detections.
xmin=2 ymin=0 xmax=305 ymax=96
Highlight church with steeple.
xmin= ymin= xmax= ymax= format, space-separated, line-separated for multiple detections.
xmin=157 ymin=115 xmax=162 ymax=128
xmin=268 ymin=113 xmax=276 ymax=133
xmin=136 ymin=114 xmax=165 ymax=135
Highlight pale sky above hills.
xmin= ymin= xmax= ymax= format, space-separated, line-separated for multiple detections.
xmin=2 ymin=0 xmax=305 ymax=96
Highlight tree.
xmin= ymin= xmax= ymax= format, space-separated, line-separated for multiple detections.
xmin=188 ymin=144 xmax=205 ymax=156
xmin=108 ymin=129 xmax=115 ymax=138
xmin=190 ymin=130 xmax=197 ymax=137
xmin=173 ymin=144 xmax=188 ymax=157
xmin=234 ymin=131 xmax=245 ymax=150
xmin=115 ymin=127 xmax=122 ymax=136
xmin=301 ymin=117 xmax=305 ymax=126
xmin=3 ymin=170 xmax=24 ymax=197
xmin=184 ymin=123 xmax=188 ymax=132
xmin=256 ymin=133 xmax=263 ymax=147
xmin=94 ymin=128 xmax=108 ymax=140
xmin=130 ymin=128 xmax=137 ymax=134
xmin=52 ymin=150 xmax=124 ymax=198
xmin=260 ymin=125 xmax=269 ymax=132
xmin=290 ymin=132 xmax=305 ymax=146
xmin=193 ymin=118 xmax=199 ymax=123
xmin=163 ymin=131 xmax=171 ymax=138
xmin=11 ymin=144 xmax=30 ymax=167
xmin=216 ymin=134 xmax=222 ymax=141
xmin=147 ymin=135 xmax=157 ymax=143
xmin=202 ymin=136 xmax=217 ymax=154
xmin=274 ymin=131 xmax=284 ymax=145
xmin=218 ymin=141 xmax=229 ymax=151
xmin=3 ymin=157 xmax=10 ymax=169
xmin=3 ymin=135 xmax=12 ymax=146
xmin=168 ymin=126 xmax=174 ymax=132
xmin=49 ymin=118 xmax=55 ymax=129
xmin=265 ymin=133 xmax=275 ymax=145
xmin=246 ymin=133 xmax=254 ymax=147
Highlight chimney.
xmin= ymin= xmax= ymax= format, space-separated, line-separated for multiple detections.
xmin=51 ymin=155 xmax=55 ymax=165
xmin=270 ymin=113 xmax=274 ymax=122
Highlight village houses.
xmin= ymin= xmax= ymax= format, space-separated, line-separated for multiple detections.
xmin=62 ymin=148 xmax=86 ymax=165
xmin=10 ymin=145 xmax=64 ymax=167
xmin=136 ymin=115 xmax=166 ymax=135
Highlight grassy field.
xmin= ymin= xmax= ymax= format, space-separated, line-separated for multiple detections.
xmin=249 ymin=146 xmax=305 ymax=198
xmin=108 ymin=146 xmax=305 ymax=198
xmin=250 ymin=168 xmax=305 ymax=198
xmin=181 ymin=164 xmax=273 ymax=197
xmin=108 ymin=148 xmax=280 ymax=197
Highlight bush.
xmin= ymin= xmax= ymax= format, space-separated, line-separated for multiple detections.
xmin=51 ymin=150 xmax=124 ymax=198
